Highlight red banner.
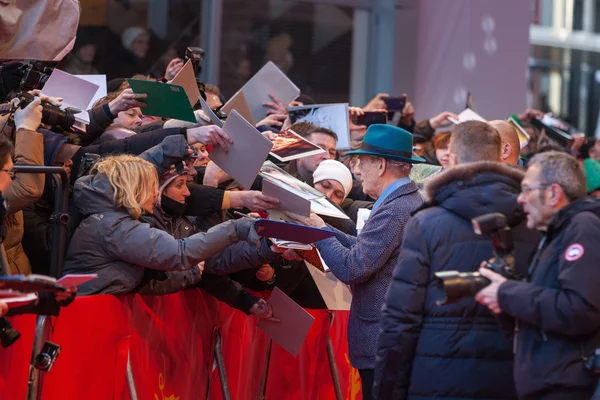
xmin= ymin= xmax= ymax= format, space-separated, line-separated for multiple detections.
xmin=0 ymin=290 xmax=362 ymax=399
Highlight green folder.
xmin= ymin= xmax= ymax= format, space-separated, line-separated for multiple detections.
xmin=126 ymin=79 xmax=196 ymax=123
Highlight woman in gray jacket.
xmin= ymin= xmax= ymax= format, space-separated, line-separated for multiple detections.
xmin=63 ymin=154 xmax=261 ymax=295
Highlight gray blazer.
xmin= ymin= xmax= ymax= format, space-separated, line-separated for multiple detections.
xmin=315 ymin=181 xmax=423 ymax=369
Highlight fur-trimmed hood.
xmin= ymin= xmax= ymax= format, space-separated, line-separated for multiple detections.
xmin=423 ymin=161 xmax=526 ymax=226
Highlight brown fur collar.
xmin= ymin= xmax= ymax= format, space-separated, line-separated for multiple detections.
xmin=424 ymin=161 xmax=524 ymax=202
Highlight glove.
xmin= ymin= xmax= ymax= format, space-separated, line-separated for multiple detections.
xmin=234 ymin=218 xmax=261 ymax=249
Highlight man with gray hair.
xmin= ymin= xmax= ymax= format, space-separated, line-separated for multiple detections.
xmin=286 ymin=124 xmax=425 ymax=400
xmin=373 ymin=120 xmax=540 ymax=400
xmin=476 ymin=151 xmax=600 ymax=400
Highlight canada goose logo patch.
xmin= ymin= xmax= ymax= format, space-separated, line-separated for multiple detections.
xmin=565 ymin=244 xmax=584 ymax=262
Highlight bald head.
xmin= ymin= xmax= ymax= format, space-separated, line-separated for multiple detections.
xmin=489 ymin=120 xmax=520 ymax=165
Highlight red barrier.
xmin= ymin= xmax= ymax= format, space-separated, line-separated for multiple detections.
xmin=0 ymin=290 xmax=363 ymax=400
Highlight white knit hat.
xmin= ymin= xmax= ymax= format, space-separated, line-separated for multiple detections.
xmin=121 ymin=27 xmax=148 ymax=50
xmin=313 ymin=160 xmax=353 ymax=199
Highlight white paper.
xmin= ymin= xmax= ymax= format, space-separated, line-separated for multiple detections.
xmin=287 ymin=103 xmax=351 ymax=150
xmin=0 ymin=291 xmax=38 ymax=308
xmin=447 ymin=108 xmax=487 ymax=124
xmin=75 ymin=75 xmax=107 ymax=110
xmin=209 ymin=110 xmax=273 ymax=189
xmin=42 ymin=69 xmax=100 ymax=125
xmin=57 ymin=274 xmax=98 ymax=288
xmin=305 ymin=261 xmax=351 ymax=311
xmin=240 ymin=61 xmax=300 ymax=123
xmin=198 ymin=96 xmax=223 ymax=127
xmin=271 ymin=239 xmax=313 ymax=251
xmin=356 ymin=208 xmax=372 ymax=235
xmin=310 ymin=197 xmax=350 ymax=220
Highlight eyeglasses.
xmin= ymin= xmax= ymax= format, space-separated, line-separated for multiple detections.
xmin=520 ymin=184 xmax=549 ymax=194
xmin=1 ymin=169 xmax=15 ymax=180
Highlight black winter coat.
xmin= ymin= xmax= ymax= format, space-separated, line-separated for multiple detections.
xmin=498 ymin=197 xmax=600 ymax=400
xmin=374 ymin=162 xmax=540 ymax=400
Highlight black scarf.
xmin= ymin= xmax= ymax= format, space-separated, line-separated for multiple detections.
xmin=160 ymin=194 xmax=187 ymax=218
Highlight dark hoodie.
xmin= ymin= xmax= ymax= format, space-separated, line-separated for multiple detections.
xmin=22 ymin=130 xmax=73 ymax=275
xmin=373 ymin=162 xmax=540 ymax=400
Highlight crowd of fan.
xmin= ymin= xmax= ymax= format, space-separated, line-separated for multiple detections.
xmin=2 ymin=50 xmax=600 ymax=399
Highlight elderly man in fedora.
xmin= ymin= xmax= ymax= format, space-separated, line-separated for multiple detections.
xmin=286 ymin=124 xmax=424 ymax=399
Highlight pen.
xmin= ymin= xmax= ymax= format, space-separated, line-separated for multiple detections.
xmin=233 ymin=211 xmax=258 ymax=220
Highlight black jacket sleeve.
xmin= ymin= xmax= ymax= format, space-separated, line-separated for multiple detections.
xmin=185 ymin=183 xmax=225 ymax=216
xmin=412 ymin=119 xmax=435 ymax=142
xmin=197 ymin=274 xmax=259 ymax=314
xmin=498 ymin=212 xmax=600 ymax=337
xmin=374 ymin=216 xmax=429 ymax=400
xmin=81 ymin=104 xmax=116 ymax=145
xmin=71 ymin=128 xmax=187 ymax=185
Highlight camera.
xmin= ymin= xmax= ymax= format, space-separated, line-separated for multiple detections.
xmin=185 ymin=46 xmax=205 ymax=76
xmin=34 ymin=341 xmax=61 ymax=372
xmin=15 ymin=92 xmax=76 ymax=133
xmin=434 ymin=213 xmax=520 ymax=305
xmin=0 ymin=316 xmax=21 ymax=348
xmin=19 ymin=61 xmax=53 ymax=92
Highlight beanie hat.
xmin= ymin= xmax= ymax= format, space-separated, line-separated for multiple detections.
xmin=584 ymin=158 xmax=600 ymax=193
xmin=313 ymin=160 xmax=353 ymax=199
xmin=121 ymin=27 xmax=148 ymax=50
xmin=159 ymin=165 xmax=190 ymax=194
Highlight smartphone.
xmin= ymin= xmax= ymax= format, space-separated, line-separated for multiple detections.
xmin=354 ymin=111 xmax=388 ymax=126
xmin=383 ymin=96 xmax=406 ymax=111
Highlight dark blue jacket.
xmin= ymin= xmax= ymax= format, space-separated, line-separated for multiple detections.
xmin=498 ymin=197 xmax=600 ymax=400
xmin=374 ymin=162 xmax=540 ymax=400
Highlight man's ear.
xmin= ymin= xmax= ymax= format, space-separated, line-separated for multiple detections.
xmin=548 ymin=183 xmax=566 ymax=207
xmin=378 ymin=158 xmax=385 ymax=177
xmin=502 ymin=142 xmax=511 ymax=161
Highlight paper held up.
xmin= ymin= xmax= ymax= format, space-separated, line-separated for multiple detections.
xmin=222 ymin=91 xmax=255 ymax=125
xmin=259 ymin=161 xmax=349 ymax=220
xmin=0 ymin=291 xmax=38 ymax=309
xmin=269 ymin=129 xmax=325 ymax=162
xmin=240 ymin=61 xmax=300 ymax=123
xmin=305 ymin=262 xmax=352 ymax=311
xmin=256 ymin=287 xmax=315 ymax=357
xmin=127 ymin=79 xmax=196 ymax=123
xmin=41 ymin=69 xmax=100 ymax=124
xmin=287 ymin=103 xmax=351 ymax=150
xmin=447 ymin=108 xmax=486 ymax=124
xmin=170 ymin=60 xmax=201 ymax=107
xmin=208 ymin=110 xmax=273 ymax=189
xmin=254 ymin=219 xmax=334 ymax=245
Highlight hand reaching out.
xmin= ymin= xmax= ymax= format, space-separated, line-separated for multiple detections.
xmin=250 ymin=298 xmax=280 ymax=322
xmin=429 ymin=111 xmax=459 ymax=130
xmin=164 ymin=58 xmax=184 ymax=80
xmin=108 ymin=88 xmax=147 ymax=115
xmin=187 ymin=125 xmax=233 ymax=152
xmin=263 ymin=94 xmax=288 ymax=116
xmin=14 ymin=96 xmax=42 ymax=131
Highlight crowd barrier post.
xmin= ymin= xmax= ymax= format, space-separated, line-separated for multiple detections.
xmin=25 ymin=315 xmax=51 ymax=400
xmin=327 ymin=312 xmax=343 ymax=400
xmin=13 ymin=166 xmax=69 ymax=400
xmin=256 ymin=339 xmax=273 ymax=400
xmin=214 ymin=327 xmax=232 ymax=400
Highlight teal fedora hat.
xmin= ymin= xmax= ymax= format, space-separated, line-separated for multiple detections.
xmin=347 ymin=124 xmax=425 ymax=164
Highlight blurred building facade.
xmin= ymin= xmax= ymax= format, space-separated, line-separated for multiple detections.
xmin=73 ymin=0 xmax=600 ymax=136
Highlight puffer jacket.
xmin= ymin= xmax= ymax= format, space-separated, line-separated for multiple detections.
xmin=139 ymin=204 xmax=278 ymax=314
xmin=374 ymin=162 xmax=540 ymax=400
xmin=63 ymin=173 xmax=250 ymax=295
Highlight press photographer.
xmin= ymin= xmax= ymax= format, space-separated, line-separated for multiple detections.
xmin=476 ymin=151 xmax=600 ymax=400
